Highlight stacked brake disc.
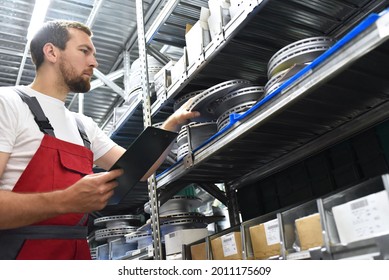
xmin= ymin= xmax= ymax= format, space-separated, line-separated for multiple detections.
xmin=173 ymin=80 xmax=264 ymax=161
xmin=265 ymin=36 xmax=335 ymax=96
xmin=144 ymin=195 xmax=205 ymax=237
xmin=92 ymin=215 xmax=141 ymax=260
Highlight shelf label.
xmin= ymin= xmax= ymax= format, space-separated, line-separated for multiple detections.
xmin=376 ymin=12 xmax=389 ymax=38
xmin=264 ymin=219 xmax=281 ymax=246
xmin=287 ymin=250 xmax=311 ymax=260
xmin=221 ymin=233 xmax=238 ymax=257
xmin=340 ymin=252 xmax=379 ymax=260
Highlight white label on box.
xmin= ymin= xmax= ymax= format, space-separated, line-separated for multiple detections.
xmin=376 ymin=12 xmax=389 ymax=38
xmin=332 ymin=190 xmax=389 ymax=244
xmin=221 ymin=233 xmax=238 ymax=257
xmin=264 ymin=219 xmax=280 ymax=245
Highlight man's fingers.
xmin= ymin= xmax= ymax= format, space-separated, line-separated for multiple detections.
xmin=106 ymin=178 xmax=119 ymax=191
xmin=95 ymin=169 xmax=123 ymax=182
xmin=182 ymin=97 xmax=196 ymax=110
xmin=105 ymin=169 xmax=123 ymax=183
xmin=187 ymin=110 xmax=200 ymax=118
xmin=96 ymin=175 xmax=119 ymax=196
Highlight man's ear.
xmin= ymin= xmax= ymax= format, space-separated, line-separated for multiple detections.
xmin=42 ymin=43 xmax=58 ymax=63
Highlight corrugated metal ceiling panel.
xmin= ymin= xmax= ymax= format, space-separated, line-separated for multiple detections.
xmin=0 ymin=0 xmax=160 ymax=130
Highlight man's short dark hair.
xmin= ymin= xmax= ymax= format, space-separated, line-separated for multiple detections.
xmin=30 ymin=20 xmax=92 ymax=70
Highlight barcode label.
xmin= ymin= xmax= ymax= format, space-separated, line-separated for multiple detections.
xmin=223 ymin=237 xmax=233 ymax=242
xmin=221 ymin=233 xmax=238 ymax=257
xmin=350 ymin=199 xmax=368 ymax=210
xmin=267 ymin=224 xmax=278 ymax=230
xmin=264 ymin=219 xmax=280 ymax=245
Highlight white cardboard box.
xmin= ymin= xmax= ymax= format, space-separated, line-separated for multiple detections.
xmin=185 ymin=7 xmax=211 ymax=67
xmin=170 ymin=53 xmax=187 ymax=85
xmin=229 ymin=0 xmax=243 ymax=19
xmin=164 ymin=228 xmax=208 ymax=255
xmin=332 ymin=190 xmax=389 ymax=244
xmin=207 ymin=0 xmax=231 ymax=40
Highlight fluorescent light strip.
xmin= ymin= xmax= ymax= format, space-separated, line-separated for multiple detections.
xmin=27 ymin=0 xmax=51 ymax=41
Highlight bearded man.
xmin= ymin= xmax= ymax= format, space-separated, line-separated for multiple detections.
xmin=0 ymin=20 xmax=198 ymax=260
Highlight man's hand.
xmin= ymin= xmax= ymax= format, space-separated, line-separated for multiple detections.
xmin=161 ymin=97 xmax=200 ymax=132
xmin=60 ymin=169 xmax=123 ymax=213
xmin=0 ymin=169 xmax=123 ymax=229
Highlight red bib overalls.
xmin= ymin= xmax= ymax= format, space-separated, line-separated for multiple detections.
xmin=0 ymin=89 xmax=93 ymax=260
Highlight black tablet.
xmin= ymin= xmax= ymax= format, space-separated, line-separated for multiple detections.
xmin=107 ymin=126 xmax=178 ymax=205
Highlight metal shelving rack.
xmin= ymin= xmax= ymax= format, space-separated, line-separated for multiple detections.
xmin=157 ymin=8 xmax=389 ymax=189
xmin=113 ymin=0 xmax=389 ymax=259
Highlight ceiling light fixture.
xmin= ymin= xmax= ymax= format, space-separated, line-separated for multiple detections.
xmin=27 ymin=0 xmax=51 ymax=41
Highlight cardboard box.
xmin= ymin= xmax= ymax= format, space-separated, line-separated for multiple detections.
xmin=295 ymin=213 xmax=323 ymax=251
xmin=185 ymin=23 xmax=193 ymax=34
xmin=154 ymin=60 xmax=175 ymax=98
xmin=165 ymin=228 xmax=208 ymax=256
xmin=170 ymin=53 xmax=187 ymax=85
xmin=190 ymin=242 xmax=207 ymax=260
xmin=229 ymin=0 xmax=242 ymax=19
xmin=210 ymin=231 xmax=242 ymax=260
xmin=207 ymin=0 xmax=231 ymax=40
xmin=332 ymin=190 xmax=389 ymax=244
xmin=185 ymin=7 xmax=211 ymax=66
xmin=249 ymin=219 xmax=281 ymax=259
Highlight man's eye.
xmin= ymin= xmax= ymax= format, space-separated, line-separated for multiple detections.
xmin=81 ymin=49 xmax=88 ymax=54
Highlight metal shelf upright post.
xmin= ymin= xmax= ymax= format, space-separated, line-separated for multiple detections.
xmin=225 ymin=182 xmax=240 ymax=226
xmin=136 ymin=0 xmax=162 ymax=260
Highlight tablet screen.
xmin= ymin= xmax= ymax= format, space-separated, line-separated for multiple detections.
xmin=108 ymin=126 xmax=178 ymax=205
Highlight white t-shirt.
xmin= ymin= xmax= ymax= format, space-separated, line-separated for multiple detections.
xmin=0 ymin=85 xmax=117 ymax=191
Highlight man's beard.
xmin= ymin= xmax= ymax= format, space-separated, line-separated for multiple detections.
xmin=59 ymin=60 xmax=91 ymax=93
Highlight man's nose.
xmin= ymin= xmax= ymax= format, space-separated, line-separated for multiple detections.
xmin=90 ymin=55 xmax=98 ymax=68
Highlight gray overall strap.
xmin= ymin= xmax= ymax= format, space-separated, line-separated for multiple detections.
xmin=14 ymin=88 xmax=55 ymax=137
xmin=0 ymin=225 xmax=88 ymax=260
xmin=74 ymin=117 xmax=91 ymax=150
xmin=0 ymin=225 xmax=87 ymax=239
xmin=14 ymin=88 xmax=91 ymax=150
